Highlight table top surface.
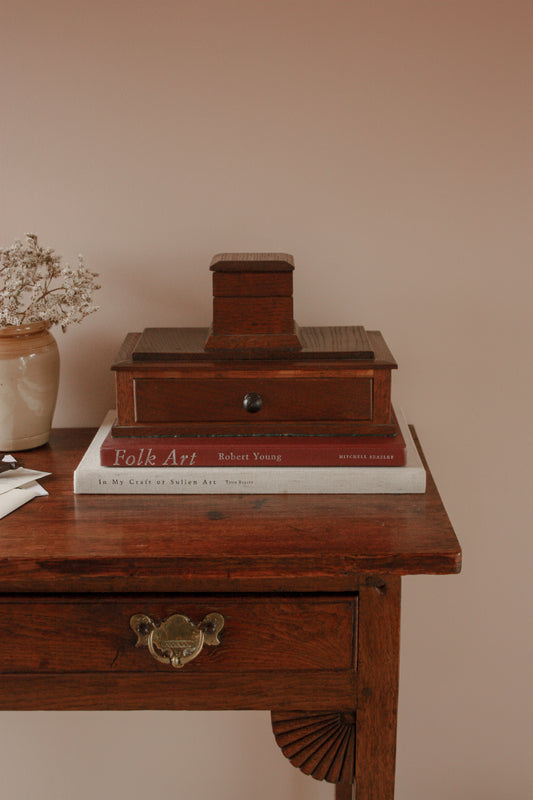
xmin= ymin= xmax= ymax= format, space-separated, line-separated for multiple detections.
xmin=0 ymin=427 xmax=461 ymax=593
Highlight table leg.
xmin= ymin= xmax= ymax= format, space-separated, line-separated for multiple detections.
xmin=335 ymin=783 xmax=355 ymax=800
xmin=353 ymin=575 xmax=401 ymax=800
xmin=272 ymin=577 xmax=401 ymax=799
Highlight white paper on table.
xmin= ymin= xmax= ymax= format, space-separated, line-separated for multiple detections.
xmin=0 ymin=481 xmax=49 ymax=519
xmin=0 ymin=467 xmax=51 ymax=495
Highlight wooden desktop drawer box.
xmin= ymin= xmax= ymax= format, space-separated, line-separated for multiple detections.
xmin=111 ymin=254 xmax=397 ymax=437
xmin=0 ymin=595 xmax=357 ymax=710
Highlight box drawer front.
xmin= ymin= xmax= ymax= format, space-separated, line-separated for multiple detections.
xmin=0 ymin=595 xmax=356 ymax=675
xmin=133 ymin=377 xmax=372 ymax=424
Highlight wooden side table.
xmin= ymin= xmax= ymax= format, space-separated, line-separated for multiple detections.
xmin=0 ymin=428 xmax=461 ymax=800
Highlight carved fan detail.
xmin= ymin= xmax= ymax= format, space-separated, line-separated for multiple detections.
xmin=271 ymin=711 xmax=355 ymax=784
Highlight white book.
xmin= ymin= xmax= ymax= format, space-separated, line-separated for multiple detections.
xmin=73 ymin=410 xmax=426 ymax=495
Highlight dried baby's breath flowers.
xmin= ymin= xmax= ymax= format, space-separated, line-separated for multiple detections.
xmin=0 ymin=233 xmax=100 ymax=332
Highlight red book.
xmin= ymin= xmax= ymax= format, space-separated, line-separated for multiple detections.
xmin=100 ymin=409 xmax=406 ymax=467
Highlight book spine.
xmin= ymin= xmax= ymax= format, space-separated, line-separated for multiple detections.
xmin=100 ymin=442 xmax=406 ymax=467
xmin=74 ymin=465 xmax=426 ymax=495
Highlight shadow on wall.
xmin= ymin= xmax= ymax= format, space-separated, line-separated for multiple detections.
xmin=55 ymin=323 xmax=116 ymax=425
xmin=102 ymin=255 xmax=213 ymax=328
xmin=54 ymin=254 xmax=214 ymax=426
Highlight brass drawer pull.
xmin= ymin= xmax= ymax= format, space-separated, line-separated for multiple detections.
xmin=130 ymin=612 xmax=224 ymax=669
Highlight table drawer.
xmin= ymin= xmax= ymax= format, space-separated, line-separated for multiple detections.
xmin=133 ymin=377 xmax=372 ymax=424
xmin=0 ymin=595 xmax=357 ymax=710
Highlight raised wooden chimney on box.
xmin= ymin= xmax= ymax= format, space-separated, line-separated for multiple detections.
xmin=205 ymin=253 xmax=302 ymax=353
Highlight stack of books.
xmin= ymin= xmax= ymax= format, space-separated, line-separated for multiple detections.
xmin=73 ymin=408 xmax=426 ymax=494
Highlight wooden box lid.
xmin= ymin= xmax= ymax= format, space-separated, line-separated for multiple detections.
xmin=210 ymin=252 xmax=294 ymax=272
xmin=210 ymin=253 xmax=294 ymax=299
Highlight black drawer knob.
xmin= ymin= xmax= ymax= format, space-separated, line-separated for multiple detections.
xmin=243 ymin=392 xmax=263 ymax=413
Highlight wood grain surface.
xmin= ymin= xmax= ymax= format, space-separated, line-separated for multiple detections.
xmin=0 ymin=427 xmax=461 ymax=594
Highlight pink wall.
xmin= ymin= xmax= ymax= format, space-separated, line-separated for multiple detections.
xmin=2 ymin=2 xmax=532 ymax=799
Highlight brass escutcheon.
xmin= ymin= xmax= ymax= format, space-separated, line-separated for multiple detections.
xmin=130 ymin=612 xmax=224 ymax=669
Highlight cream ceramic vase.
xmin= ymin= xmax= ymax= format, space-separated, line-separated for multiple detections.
xmin=0 ymin=322 xmax=60 ymax=451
